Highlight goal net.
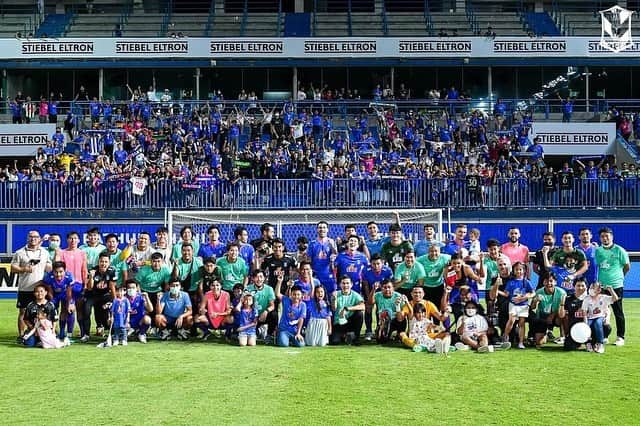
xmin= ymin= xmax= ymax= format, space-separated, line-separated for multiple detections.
xmin=167 ymin=209 xmax=443 ymax=250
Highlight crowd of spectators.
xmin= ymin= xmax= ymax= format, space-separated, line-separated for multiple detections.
xmin=2 ymin=83 xmax=638 ymax=209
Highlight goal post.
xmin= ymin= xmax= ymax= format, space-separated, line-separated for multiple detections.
xmin=167 ymin=209 xmax=443 ymax=249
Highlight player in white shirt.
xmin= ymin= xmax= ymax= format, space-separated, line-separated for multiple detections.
xmin=581 ymin=282 xmax=618 ymax=354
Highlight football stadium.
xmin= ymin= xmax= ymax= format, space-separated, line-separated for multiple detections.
xmin=1 ymin=0 xmax=640 ymax=424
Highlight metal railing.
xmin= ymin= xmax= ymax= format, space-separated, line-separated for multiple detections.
xmin=1 ymin=178 xmax=638 ymax=211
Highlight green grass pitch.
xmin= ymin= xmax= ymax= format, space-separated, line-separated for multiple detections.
xmin=0 ymin=299 xmax=638 ymax=425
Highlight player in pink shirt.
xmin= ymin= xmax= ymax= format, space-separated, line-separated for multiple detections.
xmin=500 ymin=227 xmax=530 ymax=278
xmin=56 ymin=231 xmax=88 ymax=286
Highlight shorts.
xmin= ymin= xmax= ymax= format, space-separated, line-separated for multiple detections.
xmin=208 ymin=315 xmax=226 ymax=330
xmin=130 ymin=314 xmax=145 ymax=328
xmin=531 ymin=314 xmax=560 ymax=334
xmin=239 ymin=328 xmax=256 ymax=337
xmin=165 ymin=315 xmax=178 ymax=329
xmin=16 ymin=291 xmax=35 ymax=309
xmin=509 ymin=303 xmax=529 ymax=318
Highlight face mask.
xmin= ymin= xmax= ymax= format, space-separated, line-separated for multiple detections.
xmin=465 ymin=309 xmax=476 ymax=317
xmin=588 ymin=289 xmax=597 ymax=297
xmin=170 ymin=286 xmax=180 ymax=295
xmin=543 ymin=242 xmax=553 ymax=247
xmin=127 ymin=289 xmax=137 ymax=297
xmin=49 ymin=242 xmax=59 ymax=250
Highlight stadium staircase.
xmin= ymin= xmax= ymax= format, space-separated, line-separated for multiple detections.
xmin=523 ymin=12 xmax=561 ymax=36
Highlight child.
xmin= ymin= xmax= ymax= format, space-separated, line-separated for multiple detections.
xmin=468 ymin=228 xmax=481 ymax=261
xmin=581 ymin=282 xmax=618 ymax=354
xmin=23 ymin=308 xmax=69 ymax=349
xmin=563 ymin=278 xmax=587 ymax=351
xmin=455 ymin=301 xmax=510 ymax=352
xmin=110 ymin=287 xmax=131 ymax=346
xmin=305 ymin=285 xmax=332 ymax=347
xmin=400 ymin=303 xmax=450 ymax=354
xmin=125 ymin=279 xmax=153 ymax=343
xmin=502 ymin=262 xmax=535 ymax=349
xmin=275 ymin=275 xmax=306 ymax=347
xmin=234 ymin=292 xmax=258 ymax=346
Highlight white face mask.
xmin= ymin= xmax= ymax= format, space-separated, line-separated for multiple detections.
xmin=170 ymin=286 xmax=181 ymax=296
xmin=465 ymin=309 xmax=476 ymax=317
xmin=48 ymin=241 xmax=59 ymax=250
xmin=127 ymin=289 xmax=137 ymax=297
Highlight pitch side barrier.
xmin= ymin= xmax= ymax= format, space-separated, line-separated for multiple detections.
xmin=0 ymin=218 xmax=638 ymax=297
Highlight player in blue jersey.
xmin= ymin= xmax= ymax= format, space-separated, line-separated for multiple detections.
xmin=308 ymin=221 xmax=338 ymax=293
xmin=576 ymin=228 xmax=598 ymax=285
xmin=198 ymin=225 xmax=227 ymax=261
xmin=43 ymin=261 xmax=76 ymax=339
xmin=124 ymin=279 xmax=153 ymax=343
xmin=334 ymin=235 xmax=369 ymax=294
xmin=361 ymin=254 xmax=394 ymax=340
xmin=365 ymin=221 xmax=390 ymax=258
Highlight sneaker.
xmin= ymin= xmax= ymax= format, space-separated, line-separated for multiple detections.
xmin=80 ymin=335 xmax=90 ymax=343
xmin=121 ymin=340 xmax=128 ymax=346
xmin=454 ymin=342 xmax=469 ymax=351
xmin=264 ymin=335 xmax=274 ymax=345
xmin=442 ymin=337 xmax=451 ymax=355
xmin=257 ymin=325 xmax=268 ymax=340
xmin=546 ymin=330 xmax=556 ymax=340
xmin=517 ymin=343 xmax=526 ymax=349
xmin=477 ymin=345 xmax=489 ymax=353
xmin=160 ymin=329 xmax=171 ymax=341
xmin=434 ymin=339 xmax=444 ymax=354
xmin=96 ymin=327 xmax=104 ymax=337
xmin=127 ymin=328 xmax=136 ymax=337
xmin=112 ymin=339 xmax=120 ymax=346
xmin=586 ymin=343 xmax=593 ymax=352
xmin=138 ymin=334 xmax=147 ymax=344
xmin=364 ymin=331 xmax=374 ymax=341
xmin=614 ymin=337 xmax=625 ymax=346
xmin=177 ymin=329 xmax=190 ymax=340
xmin=413 ymin=344 xmax=427 ymax=353
xmin=16 ymin=336 xmax=24 ymax=344
xmin=499 ymin=341 xmax=512 ymax=350
xmin=553 ymin=336 xmax=565 ymax=345
xmin=595 ymin=343 xmax=605 ymax=354
xmin=63 ymin=337 xmax=71 ymax=347
xmin=200 ymin=331 xmax=211 ymax=341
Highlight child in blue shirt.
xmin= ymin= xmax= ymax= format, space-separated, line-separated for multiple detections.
xmin=502 ymin=262 xmax=535 ymax=349
xmin=110 ymin=287 xmax=131 ymax=346
xmin=275 ymin=276 xmax=306 ymax=348
xmin=234 ymin=292 xmax=259 ymax=347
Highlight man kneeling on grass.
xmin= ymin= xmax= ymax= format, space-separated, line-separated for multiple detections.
xmin=530 ymin=273 xmax=566 ymax=349
xmin=155 ymin=280 xmax=193 ymax=340
xmin=368 ymin=279 xmax=407 ymax=343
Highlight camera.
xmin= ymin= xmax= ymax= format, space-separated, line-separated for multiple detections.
xmin=29 ymin=259 xmax=40 ymax=266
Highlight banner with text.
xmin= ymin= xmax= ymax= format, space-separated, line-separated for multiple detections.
xmin=0 ymin=124 xmax=56 ymax=156
xmin=529 ymin=122 xmax=617 ymax=155
xmin=2 ymin=37 xmax=640 ymax=60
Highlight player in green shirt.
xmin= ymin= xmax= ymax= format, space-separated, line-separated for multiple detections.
xmin=530 ymin=273 xmax=566 ymax=348
xmin=171 ymin=225 xmax=201 ymax=262
xmin=135 ymin=252 xmax=172 ymax=318
xmin=104 ymin=233 xmax=128 ymax=288
xmin=216 ymin=243 xmax=249 ymax=291
xmin=246 ymin=269 xmax=276 ymax=340
xmin=595 ymin=227 xmax=630 ymax=346
xmin=393 ymin=251 xmax=426 ymax=295
xmin=370 ymin=279 xmax=408 ymax=343
xmin=551 ymin=231 xmax=588 ymax=277
xmin=416 ymin=245 xmax=450 ymax=307
xmin=330 ymin=275 xmax=365 ymax=345
xmin=380 ymin=223 xmax=414 ymax=272
xmin=80 ymin=227 xmax=106 ymax=269
xmin=172 ymin=243 xmax=203 ymax=293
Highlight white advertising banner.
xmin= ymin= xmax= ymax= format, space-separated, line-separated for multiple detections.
xmin=0 ymin=124 xmax=56 ymax=156
xmin=530 ymin=122 xmax=617 ymax=155
xmin=2 ymin=37 xmax=640 ymax=60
